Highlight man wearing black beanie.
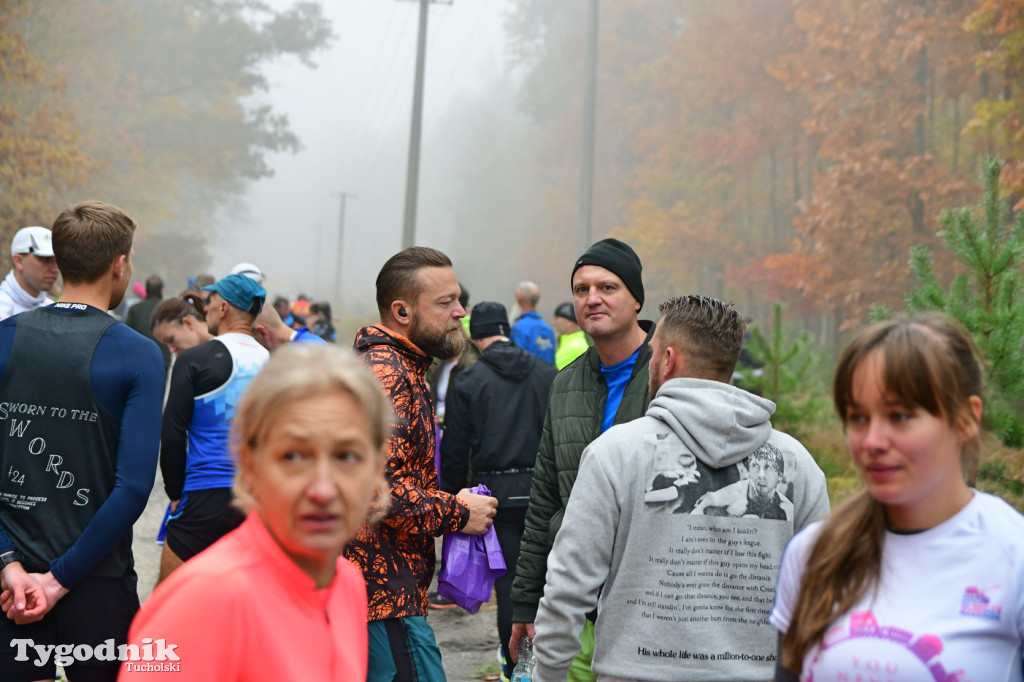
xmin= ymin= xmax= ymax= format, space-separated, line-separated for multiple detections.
xmin=510 ymin=237 xmax=656 ymax=681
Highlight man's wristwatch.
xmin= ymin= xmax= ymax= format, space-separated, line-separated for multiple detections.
xmin=0 ymin=550 xmax=24 ymax=569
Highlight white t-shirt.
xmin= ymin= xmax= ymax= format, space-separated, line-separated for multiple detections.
xmin=772 ymin=491 xmax=1024 ymax=681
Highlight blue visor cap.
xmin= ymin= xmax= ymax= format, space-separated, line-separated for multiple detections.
xmin=202 ymin=273 xmax=266 ymax=315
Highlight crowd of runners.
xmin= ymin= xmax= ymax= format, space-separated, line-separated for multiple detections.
xmin=0 ymin=201 xmax=1021 ymax=682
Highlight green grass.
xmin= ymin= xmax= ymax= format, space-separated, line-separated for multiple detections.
xmin=473 ymin=661 xmax=502 ymax=680
xmin=976 ymin=438 xmax=1024 ymax=511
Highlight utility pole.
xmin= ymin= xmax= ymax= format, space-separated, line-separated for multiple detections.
xmin=577 ymin=0 xmax=599 ymax=255
xmin=332 ymin=192 xmax=354 ymax=304
xmin=400 ymin=0 xmax=451 ymax=249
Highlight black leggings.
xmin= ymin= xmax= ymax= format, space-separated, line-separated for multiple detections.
xmin=493 ymin=507 xmax=527 ymax=666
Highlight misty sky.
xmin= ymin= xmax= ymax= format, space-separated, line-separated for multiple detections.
xmin=209 ymin=0 xmax=517 ymax=314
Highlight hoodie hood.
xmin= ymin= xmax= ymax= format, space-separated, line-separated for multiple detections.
xmin=647 ymin=377 xmax=776 ymax=468
xmin=481 ymin=340 xmax=535 ymax=380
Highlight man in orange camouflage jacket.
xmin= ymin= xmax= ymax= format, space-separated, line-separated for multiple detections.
xmin=348 ymin=246 xmax=498 ymax=682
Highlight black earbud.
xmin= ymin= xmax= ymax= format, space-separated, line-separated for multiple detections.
xmin=398 ymin=308 xmax=407 ymax=317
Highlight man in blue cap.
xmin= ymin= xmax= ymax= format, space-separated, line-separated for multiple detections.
xmin=157 ymin=273 xmax=270 ymax=582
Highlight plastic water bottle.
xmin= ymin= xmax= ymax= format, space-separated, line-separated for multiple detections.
xmin=511 ymin=637 xmax=535 ymax=682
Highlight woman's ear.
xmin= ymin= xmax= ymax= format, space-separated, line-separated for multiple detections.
xmin=969 ymin=395 xmax=983 ymax=423
xmin=239 ymin=446 xmax=258 ymax=497
xmin=958 ymin=395 xmax=984 ymax=441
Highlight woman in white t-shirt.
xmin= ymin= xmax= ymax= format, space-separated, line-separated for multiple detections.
xmin=772 ymin=313 xmax=1024 ymax=681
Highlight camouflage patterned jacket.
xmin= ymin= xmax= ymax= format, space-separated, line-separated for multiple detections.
xmin=346 ymin=325 xmax=469 ymax=621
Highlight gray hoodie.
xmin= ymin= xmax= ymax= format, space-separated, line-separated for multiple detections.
xmin=533 ymin=378 xmax=829 ymax=682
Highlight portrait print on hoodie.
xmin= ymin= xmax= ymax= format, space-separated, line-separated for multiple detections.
xmin=645 ymin=436 xmax=796 ymax=521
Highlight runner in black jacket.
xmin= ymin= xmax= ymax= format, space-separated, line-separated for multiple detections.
xmin=440 ymin=301 xmax=558 ymax=677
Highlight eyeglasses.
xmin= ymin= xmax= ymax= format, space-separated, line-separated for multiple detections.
xmin=203 ymin=296 xmax=212 ymax=306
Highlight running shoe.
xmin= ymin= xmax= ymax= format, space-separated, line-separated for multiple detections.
xmin=427 ymin=591 xmax=458 ymax=610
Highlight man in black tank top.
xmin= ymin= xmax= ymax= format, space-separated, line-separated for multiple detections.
xmin=0 ymin=201 xmax=165 ymax=682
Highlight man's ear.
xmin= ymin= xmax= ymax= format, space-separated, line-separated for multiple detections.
xmin=663 ymin=344 xmax=683 ymax=380
xmin=11 ymin=253 xmax=24 ymax=272
xmin=390 ymin=300 xmax=411 ymax=327
xmin=111 ymin=254 xmax=128 ymax=280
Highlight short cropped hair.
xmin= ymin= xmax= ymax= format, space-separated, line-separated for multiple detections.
xmin=515 ymin=281 xmax=540 ymax=306
xmin=51 ymin=200 xmax=136 ymax=284
xmin=657 ymin=295 xmax=746 ymax=382
xmin=748 ymin=442 xmax=784 ymax=476
xmin=145 ymin=275 xmax=164 ymax=298
xmin=375 ymin=246 xmax=452 ymax=315
xmin=193 ymin=274 xmax=215 ymax=290
xmin=231 ymin=344 xmax=392 ymax=519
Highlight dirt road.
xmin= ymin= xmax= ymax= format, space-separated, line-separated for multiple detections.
xmin=132 ymin=474 xmax=502 ymax=681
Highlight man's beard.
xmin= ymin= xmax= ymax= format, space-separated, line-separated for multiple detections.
xmin=648 ymin=362 xmax=664 ymax=400
xmin=410 ymin=319 xmax=465 ymax=360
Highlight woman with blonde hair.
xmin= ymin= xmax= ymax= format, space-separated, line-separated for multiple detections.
xmin=119 ymin=344 xmax=390 ymax=680
xmin=771 ymin=313 xmax=1024 ymax=681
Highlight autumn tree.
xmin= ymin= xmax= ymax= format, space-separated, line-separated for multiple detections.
xmin=761 ymin=0 xmax=979 ymax=328
xmin=964 ymin=1 xmax=1024 ymax=209
xmin=0 ymin=0 xmax=332 ymax=284
xmin=0 ymin=0 xmax=94 ymax=262
xmin=610 ymin=0 xmax=810 ymax=312
xmin=468 ymin=0 xmax=1024 ymax=342
xmin=495 ymin=0 xmax=811 ymax=314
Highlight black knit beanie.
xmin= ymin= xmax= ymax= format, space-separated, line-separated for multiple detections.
xmin=570 ymin=238 xmax=644 ymax=311
xmin=553 ymin=301 xmax=576 ymax=323
xmin=469 ymin=301 xmax=510 ymax=340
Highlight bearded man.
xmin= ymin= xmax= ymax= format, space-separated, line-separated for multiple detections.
xmin=349 ymin=246 xmax=498 ymax=682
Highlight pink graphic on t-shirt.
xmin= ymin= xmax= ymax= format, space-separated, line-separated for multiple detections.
xmin=807 ymin=611 xmax=968 ymax=682
xmin=960 ymin=585 xmax=1004 ymax=621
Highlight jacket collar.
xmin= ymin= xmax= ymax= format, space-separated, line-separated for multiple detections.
xmin=354 ymin=324 xmax=433 ymax=372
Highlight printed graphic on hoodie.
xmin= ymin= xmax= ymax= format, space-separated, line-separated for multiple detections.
xmin=644 ymin=436 xmax=795 ymax=520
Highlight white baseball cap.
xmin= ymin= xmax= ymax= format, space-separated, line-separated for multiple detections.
xmin=11 ymin=226 xmax=54 ymax=257
xmin=230 ymin=262 xmax=264 ymax=283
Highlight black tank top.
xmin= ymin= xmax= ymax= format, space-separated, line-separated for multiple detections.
xmin=0 ymin=305 xmax=128 ymax=577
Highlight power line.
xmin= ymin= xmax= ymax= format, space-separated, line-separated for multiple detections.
xmin=339 ymin=2 xmax=399 ymax=170
xmin=349 ymin=9 xmax=417 ymax=184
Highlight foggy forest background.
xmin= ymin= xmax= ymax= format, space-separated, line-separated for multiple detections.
xmin=4 ymin=0 xmax=1024 ymax=349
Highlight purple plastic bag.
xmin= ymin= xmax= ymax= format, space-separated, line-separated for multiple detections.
xmin=437 ymin=484 xmax=506 ymax=613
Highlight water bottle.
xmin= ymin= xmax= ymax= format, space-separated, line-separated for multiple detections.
xmin=511 ymin=636 xmax=535 ymax=682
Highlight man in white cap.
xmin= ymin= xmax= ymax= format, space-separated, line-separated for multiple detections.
xmin=0 ymin=226 xmax=60 ymax=319
xmin=229 ymin=262 xmax=264 ymax=284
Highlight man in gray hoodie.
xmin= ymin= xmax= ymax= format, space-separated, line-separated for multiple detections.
xmin=532 ymin=295 xmax=829 ymax=682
